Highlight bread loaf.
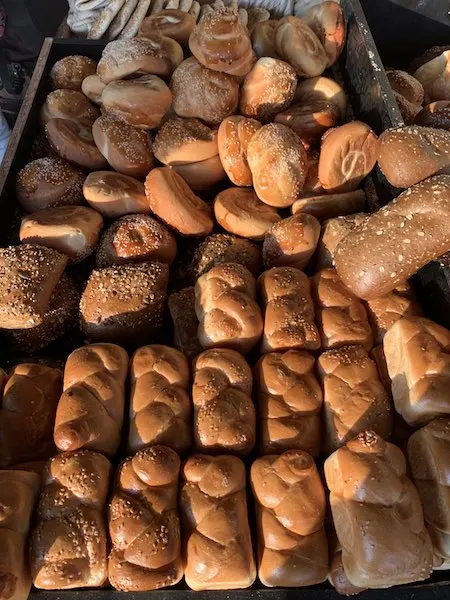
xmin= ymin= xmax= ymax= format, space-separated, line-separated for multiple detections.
xmin=334 ymin=175 xmax=450 ymax=300
xmin=254 ymin=351 xmax=322 ymax=456
xmin=383 ymin=316 xmax=450 ymax=426
xmin=250 ymin=451 xmax=328 ymax=587
xmin=263 ymin=214 xmax=321 ymax=270
xmin=168 ymin=287 xmax=202 ymax=361
xmin=128 ymin=345 xmax=191 ymax=454
xmin=258 ymin=267 xmax=320 ymax=353
xmin=30 ymin=450 xmax=111 ymax=589
xmin=180 ymin=454 xmax=256 ymax=590
xmin=324 ymin=431 xmax=433 ymax=588
xmin=192 ymin=348 xmax=255 ymax=455
xmin=315 ymin=212 xmax=367 ymax=270
xmin=108 ymin=446 xmax=183 ymax=590
xmin=317 ymin=345 xmax=393 ymax=454
xmin=195 ymin=263 xmax=263 ymax=353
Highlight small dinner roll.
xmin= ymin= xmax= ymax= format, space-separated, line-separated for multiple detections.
xmin=413 ymin=49 xmax=450 ymax=102
xmin=172 ymin=155 xmax=226 ymax=190
xmin=218 ymin=116 xmax=261 ymax=187
xmin=139 ymin=9 xmax=195 ymax=45
xmin=275 ymin=16 xmax=327 ymax=78
xmin=303 ymin=1 xmax=346 ymax=67
xmin=251 ymin=20 xmax=280 ymax=59
xmin=275 ymin=100 xmax=340 ymax=149
xmin=263 ymin=214 xmax=321 ymax=270
xmin=294 ymin=76 xmax=347 ymax=120
xmin=191 ymin=233 xmax=262 ymax=279
xmin=291 ymin=189 xmax=366 ymax=221
xmin=41 ymin=89 xmax=100 ymax=127
xmin=153 ymin=116 xmax=218 ymax=165
xmin=45 ymin=118 xmax=108 ymax=170
xmin=50 ymin=55 xmax=97 ymax=91
xmin=83 ymin=171 xmax=149 ymax=218
xmin=81 ymin=74 xmax=106 ymax=105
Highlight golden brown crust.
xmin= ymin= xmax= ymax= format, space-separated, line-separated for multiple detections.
xmin=45 ymin=118 xmax=108 ymax=170
xmin=217 ymin=116 xmax=261 ymax=187
xmin=139 ymin=9 xmax=195 ymax=45
xmin=50 ymin=55 xmax=97 ymax=91
xmin=302 ymin=1 xmax=346 ymax=67
xmin=41 ymin=89 xmax=100 ymax=127
xmin=263 ymin=213 xmax=321 ymax=270
xmin=83 ymin=171 xmax=149 ymax=218
xmin=274 ymin=100 xmax=340 ymax=149
xmin=275 ymin=16 xmax=327 ymax=77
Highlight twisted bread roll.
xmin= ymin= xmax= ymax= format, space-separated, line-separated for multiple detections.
xmin=250 ymin=451 xmax=328 ymax=587
xmin=30 ymin=450 xmax=112 ymax=589
xmin=217 ymin=116 xmax=261 ymax=187
xmin=195 ymin=263 xmax=263 ymax=353
xmin=128 ymin=345 xmax=191 ymax=454
xmin=180 ymin=454 xmax=256 ymax=590
xmin=54 ymin=343 xmax=128 ymax=457
xmin=193 ymin=348 xmax=255 ymax=456
xmin=258 ymin=267 xmax=320 ymax=353
xmin=325 ymin=431 xmax=433 ymax=588
xmin=108 ymin=446 xmax=183 ymax=590
xmin=254 ymin=351 xmax=322 ymax=456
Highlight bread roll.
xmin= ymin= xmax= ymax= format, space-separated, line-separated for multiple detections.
xmin=318 ymin=346 xmax=393 ymax=454
xmin=250 ymin=451 xmax=328 ymax=587
xmin=292 ymin=189 xmax=366 ymax=221
xmin=171 ymin=155 xmax=226 ymax=190
xmin=408 ymin=419 xmax=450 ymax=570
xmin=303 ymin=149 xmax=323 ymax=193
xmin=415 ymin=101 xmax=450 ymax=130
xmin=377 ymin=126 xmax=450 ymax=188
xmin=30 ymin=450 xmax=112 ymax=589
xmin=247 ymin=123 xmax=307 ymax=208
xmin=275 ymin=100 xmax=340 ymax=149
xmin=139 ymin=9 xmax=195 ymax=44
xmin=275 ymin=16 xmax=327 ymax=78
xmin=154 ymin=116 xmax=217 ymax=165
xmin=97 ymin=36 xmax=183 ymax=83
xmin=303 ymin=1 xmax=346 ymax=67
xmin=0 ymin=364 xmax=62 ymax=467
xmin=83 ymin=171 xmax=149 ymax=218
xmin=294 ymin=75 xmax=347 ymax=120
xmin=168 ymin=287 xmax=202 ymax=361
xmin=254 ymin=351 xmax=322 ymax=456
xmin=81 ymin=74 xmax=106 ymax=104
xmin=193 ymin=348 xmax=255 ymax=455
xmin=16 ymin=157 xmax=85 ymax=213
xmin=92 ymin=115 xmax=154 ymax=178
xmin=144 ymin=167 xmax=213 ymax=236
xmin=41 ymin=89 xmax=100 ymax=127
xmin=96 ymin=214 xmax=176 ymax=267
xmin=258 ymin=266 xmax=320 ymax=353
xmin=315 ymin=212 xmax=367 ymax=269
xmin=191 ymin=233 xmax=262 ymax=279
xmin=263 ymin=214 xmax=320 ymax=270
xmin=386 ymin=69 xmax=424 ymax=104
xmin=394 ymin=90 xmax=423 ymax=125
xmin=45 ymin=118 xmax=108 ymax=170
xmin=80 ymin=262 xmax=168 ymax=344
xmin=414 ymin=50 xmax=450 ymax=102
xmin=0 ymin=245 xmax=68 ymax=329
xmin=128 ymin=345 xmax=191 ymax=453
xmin=251 ymin=19 xmax=280 ymax=59
xmin=189 ymin=7 xmax=256 ymax=76
xmin=409 ymin=44 xmax=450 ymax=74
xmin=217 ymin=116 xmax=261 ymax=187
xmin=170 ymin=57 xmax=239 ymax=125
xmin=324 ymin=431 xmax=433 ymax=588
xmin=50 ymin=55 xmax=97 ymax=91
xmin=195 ymin=263 xmax=263 ymax=353
xmin=328 ymin=539 xmax=366 ymax=596
xmin=334 ymin=175 xmax=450 ymax=300
xmin=180 ymin=454 xmax=256 ymax=590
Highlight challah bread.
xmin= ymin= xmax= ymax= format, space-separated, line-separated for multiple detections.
xmin=54 ymin=343 xmax=128 ymax=457
xmin=383 ymin=317 xmax=450 ymax=426
xmin=250 ymin=451 xmax=328 ymax=587
xmin=168 ymin=287 xmax=202 ymax=362
xmin=325 ymin=431 xmax=433 ymax=588
xmin=30 ymin=450 xmax=112 ymax=589
xmin=108 ymin=446 xmax=183 ymax=590
xmin=258 ymin=267 xmax=320 ymax=353
xmin=192 ymin=348 xmax=255 ymax=456
xmin=195 ymin=263 xmax=263 ymax=353
xmin=254 ymin=351 xmax=322 ymax=456
xmin=180 ymin=454 xmax=256 ymax=590
xmin=128 ymin=345 xmax=191 ymax=454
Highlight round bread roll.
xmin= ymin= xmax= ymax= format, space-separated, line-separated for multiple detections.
xmin=41 ymin=89 xmax=100 ymax=127
xmin=50 ymin=55 xmax=97 ymax=91
xmin=386 ymin=69 xmax=424 ymax=105
xmin=189 ymin=7 xmax=256 ymax=76
xmin=294 ymin=76 xmax=347 ymax=120
xmin=214 ymin=187 xmax=280 ymax=240
xmin=413 ymin=50 xmax=450 ymax=102
xmin=275 ymin=16 xmax=327 ymax=78
xmin=153 ymin=116 xmax=218 ymax=165
xmin=92 ymin=115 xmax=154 ymax=178
xmin=96 ymin=214 xmax=176 ymax=267
xmin=191 ymin=233 xmax=262 ymax=279
xmin=218 ymin=115 xmax=261 ymax=187
xmin=302 ymin=0 xmax=346 ymax=67
xmin=16 ymin=157 xmax=85 ymax=213
xmin=292 ymin=189 xmax=366 ymax=221
xmin=251 ymin=20 xmax=280 ymax=59
xmin=170 ymin=57 xmax=239 ymax=125
xmin=240 ymin=57 xmax=297 ymax=123
xmin=247 ymin=123 xmax=307 ymax=208
xmin=83 ymin=171 xmax=149 ymax=217
xmin=139 ymin=9 xmax=195 ymax=45
xmin=144 ymin=167 xmax=213 ymax=236
xmin=415 ymin=101 xmax=450 ymax=130
xmin=101 ymin=75 xmax=172 ymax=129
xmin=81 ymin=74 xmax=106 ymax=105
xmin=97 ymin=36 xmax=183 ymax=84
xmin=318 ymin=121 xmax=378 ymax=193
xmin=45 ymin=118 xmax=108 ymax=170
xmin=19 ymin=206 xmax=103 ymax=263
xmin=393 ymin=91 xmax=422 ymax=125
xmin=263 ymin=213 xmax=321 ymax=270
xmin=304 ymin=150 xmax=324 ymax=193
xmin=408 ymin=45 xmax=450 ymax=73
xmin=172 ymin=155 xmax=226 ymax=190
xmin=275 ymin=100 xmax=340 ymax=149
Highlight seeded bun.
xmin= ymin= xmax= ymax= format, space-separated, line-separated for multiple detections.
xmin=41 ymin=90 xmax=100 ymax=127
xmin=50 ymin=55 xmax=97 ymax=91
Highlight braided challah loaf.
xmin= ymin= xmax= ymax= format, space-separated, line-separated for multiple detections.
xmin=325 ymin=431 xmax=433 ymax=588
xmin=30 ymin=450 xmax=112 ymax=589
xmin=250 ymin=450 xmax=328 ymax=587
xmin=195 ymin=262 xmax=263 ymax=353
xmin=108 ymin=446 xmax=183 ymax=591
xmin=128 ymin=345 xmax=191 ymax=454
xmin=254 ymin=351 xmax=322 ymax=456
xmin=180 ymin=454 xmax=256 ymax=590
xmin=193 ymin=348 xmax=255 ymax=456
xmin=54 ymin=343 xmax=128 ymax=457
